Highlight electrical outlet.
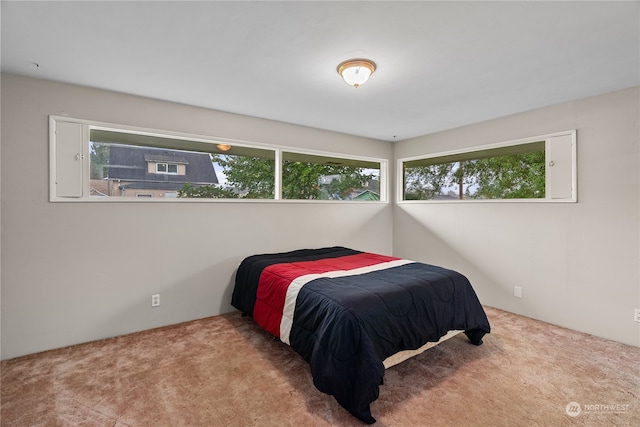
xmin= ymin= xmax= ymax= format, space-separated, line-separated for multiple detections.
xmin=634 ymin=309 xmax=640 ymax=323
xmin=151 ymin=294 xmax=160 ymax=307
xmin=514 ymin=286 xmax=523 ymax=298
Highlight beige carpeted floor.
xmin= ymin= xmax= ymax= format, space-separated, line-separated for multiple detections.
xmin=1 ymin=306 xmax=638 ymax=426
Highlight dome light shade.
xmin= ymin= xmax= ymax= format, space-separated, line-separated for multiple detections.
xmin=337 ymin=59 xmax=376 ymax=88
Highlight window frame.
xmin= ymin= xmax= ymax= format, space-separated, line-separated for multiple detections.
xmin=49 ymin=115 xmax=388 ymax=203
xmin=397 ymin=130 xmax=577 ymax=203
xmin=155 ymin=163 xmax=179 ymax=175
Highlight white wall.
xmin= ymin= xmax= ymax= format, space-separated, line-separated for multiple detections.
xmin=0 ymin=74 xmax=393 ymax=359
xmin=394 ymin=87 xmax=640 ymax=347
xmin=2 ymin=74 xmax=638 ymax=360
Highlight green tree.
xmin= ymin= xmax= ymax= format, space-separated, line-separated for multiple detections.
xmin=214 ymin=155 xmax=275 ymax=198
xmin=463 ymin=151 xmax=545 ymax=199
xmin=404 ymin=163 xmax=454 ymax=200
xmin=283 ymin=162 xmax=374 ymax=200
xmin=210 ymin=154 xmax=376 ymax=199
xmin=90 ymin=142 xmax=110 ymax=179
xmin=178 ymin=182 xmax=239 ymax=199
xmin=404 ymin=151 xmax=545 ymax=200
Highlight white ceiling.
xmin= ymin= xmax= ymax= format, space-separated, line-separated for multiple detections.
xmin=2 ymin=1 xmax=639 ymax=142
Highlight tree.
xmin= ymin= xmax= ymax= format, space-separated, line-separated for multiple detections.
xmin=211 ymin=154 xmax=376 ymax=200
xmin=463 ymin=151 xmax=545 ymax=199
xmin=213 ymin=155 xmax=275 ymax=198
xmin=283 ymin=162 xmax=375 ymax=200
xmin=89 ymin=142 xmax=110 ymax=179
xmin=404 ymin=163 xmax=454 ymax=200
xmin=404 ymin=151 xmax=545 ymax=200
xmin=178 ymin=182 xmax=239 ymax=199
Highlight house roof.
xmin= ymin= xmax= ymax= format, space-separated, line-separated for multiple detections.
xmin=107 ymin=145 xmax=218 ymax=185
xmin=143 ymin=154 xmax=189 ymax=165
xmin=353 ymin=190 xmax=380 ymax=201
xmin=118 ymin=182 xmax=193 ymax=192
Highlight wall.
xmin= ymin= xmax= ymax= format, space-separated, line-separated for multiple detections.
xmin=0 ymin=74 xmax=393 ymax=360
xmin=394 ymin=87 xmax=640 ymax=347
xmin=3 ymin=74 xmax=638 ymax=360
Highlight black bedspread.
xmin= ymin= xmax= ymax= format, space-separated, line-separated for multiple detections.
xmin=231 ymin=247 xmax=490 ymax=424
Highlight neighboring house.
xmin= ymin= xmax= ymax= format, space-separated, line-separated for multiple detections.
xmin=353 ymin=179 xmax=381 ymax=200
xmin=351 ymin=189 xmax=380 ymax=201
xmin=90 ymin=145 xmax=218 ymax=198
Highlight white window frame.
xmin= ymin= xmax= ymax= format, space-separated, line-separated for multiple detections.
xmin=155 ymin=163 xmax=179 ymax=174
xmin=397 ymin=130 xmax=577 ymax=203
xmin=49 ymin=115 xmax=388 ymax=203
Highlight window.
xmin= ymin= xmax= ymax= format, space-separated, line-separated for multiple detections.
xmin=87 ymin=129 xmax=275 ymax=200
xmin=156 ymin=163 xmax=179 ymax=174
xmin=88 ymin=139 xmax=225 ymax=199
xmin=399 ymin=131 xmax=576 ymax=202
xmin=281 ymin=152 xmax=381 ymax=201
xmin=210 ymin=151 xmax=275 ymax=199
xmin=49 ymin=116 xmax=386 ymax=202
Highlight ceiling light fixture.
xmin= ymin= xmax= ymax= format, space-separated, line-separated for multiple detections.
xmin=337 ymin=59 xmax=376 ymax=88
xmin=216 ymin=144 xmax=231 ymax=152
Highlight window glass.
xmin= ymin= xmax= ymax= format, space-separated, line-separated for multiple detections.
xmin=208 ymin=153 xmax=275 ymax=199
xmin=402 ymin=141 xmax=546 ymax=200
xmin=282 ymin=152 xmax=380 ymax=200
xmin=89 ymin=130 xmax=275 ymax=199
xmin=400 ymin=132 xmax=576 ymax=202
xmin=155 ymin=163 xmax=179 ymax=174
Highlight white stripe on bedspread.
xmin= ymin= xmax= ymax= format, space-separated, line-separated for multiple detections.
xmin=280 ymin=259 xmax=415 ymax=345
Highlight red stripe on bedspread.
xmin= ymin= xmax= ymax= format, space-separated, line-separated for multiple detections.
xmin=253 ymin=252 xmax=399 ymax=338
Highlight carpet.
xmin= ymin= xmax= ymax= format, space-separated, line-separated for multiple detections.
xmin=1 ymin=306 xmax=638 ymax=426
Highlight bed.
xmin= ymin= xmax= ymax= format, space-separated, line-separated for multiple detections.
xmin=231 ymin=246 xmax=490 ymax=424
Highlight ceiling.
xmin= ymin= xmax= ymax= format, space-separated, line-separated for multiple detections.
xmin=2 ymin=1 xmax=639 ymax=142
